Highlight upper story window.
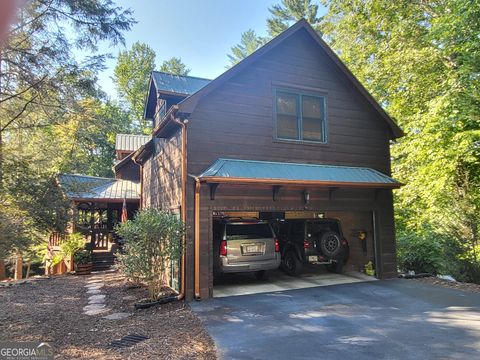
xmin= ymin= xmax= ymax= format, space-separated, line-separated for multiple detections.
xmin=275 ymin=89 xmax=327 ymax=143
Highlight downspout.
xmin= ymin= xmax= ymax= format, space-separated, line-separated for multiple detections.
xmin=187 ymin=174 xmax=202 ymax=300
xmin=172 ymin=117 xmax=188 ymax=301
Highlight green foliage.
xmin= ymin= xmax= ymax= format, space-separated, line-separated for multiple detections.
xmin=397 ymin=230 xmax=444 ymax=274
xmin=320 ymin=0 xmax=480 ymax=281
xmin=115 ymin=208 xmax=185 ymax=299
xmin=113 ymin=41 xmax=156 ymax=132
xmin=228 ymin=30 xmax=267 ymax=66
xmin=74 ymin=249 xmax=92 ymax=265
xmin=0 ymin=0 xmax=134 ymax=263
xmin=267 ymin=0 xmax=322 ymax=37
xmin=60 ymin=233 xmax=86 ymax=257
xmin=160 ymin=57 xmax=191 ymax=76
xmin=227 ymin=0 xmax=322 ymax=64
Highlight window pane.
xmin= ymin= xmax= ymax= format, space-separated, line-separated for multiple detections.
xmin=302 ymin=96 xmax=322 ymax=118
xmin=277 ymin=114 xmax=298 ymax=139
xmin=302 ymin=96 xmax=324 ymax=141
xmin=303 ymin=117 xmax=322 ymax=141
xmin=276 ymin=92 xmax=297 ymax=115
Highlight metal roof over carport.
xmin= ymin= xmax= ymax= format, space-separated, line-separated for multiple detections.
xmin=198 ymin=158 xmax=402 ymax=188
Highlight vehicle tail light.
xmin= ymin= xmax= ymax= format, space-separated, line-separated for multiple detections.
xmin=220 ymin=240 xmax=227 ymax=256
xmin=274 ymin=238 xmax=280 ymax=252
xmin=304 ymin=240 xmax=311 ymax=249
xmin=341 ymin=239 xmax=348 ymax=246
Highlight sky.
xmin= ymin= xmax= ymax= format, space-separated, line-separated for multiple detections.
xmin=96 ymin=0 xmax=281 ymax=99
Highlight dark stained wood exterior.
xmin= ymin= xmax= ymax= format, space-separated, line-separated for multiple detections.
xmin=141 ymin=25 xmax=400 ymax=300
xmin=115 ymin=159 xmax=141 ymax=181
xmin=142 ymin=132 xmax=182 ymax=211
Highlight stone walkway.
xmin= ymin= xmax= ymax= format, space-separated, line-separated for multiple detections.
xmin=83 ymin=272 xmax=131 ymax=320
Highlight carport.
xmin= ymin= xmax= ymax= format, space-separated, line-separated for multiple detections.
xmin=191 ymin=159 xmax=401 ymax=299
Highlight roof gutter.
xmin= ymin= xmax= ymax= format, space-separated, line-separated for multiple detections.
xmin=198 ymin=176 xmax=403 ymax=189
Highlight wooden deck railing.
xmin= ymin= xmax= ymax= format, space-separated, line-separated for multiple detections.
xmin=48 ymin=232 xmax=67 ymax=247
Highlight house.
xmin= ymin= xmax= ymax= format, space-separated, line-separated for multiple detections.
xmin=134 ymin=19 xmax=403 ymax=300
xmin=47 ymin=134 xmax=148 ymax=273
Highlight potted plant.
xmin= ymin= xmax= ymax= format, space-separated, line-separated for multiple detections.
xmin=74 ymin=249 xmax=92 ymax=275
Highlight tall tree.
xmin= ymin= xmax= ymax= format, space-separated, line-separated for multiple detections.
xmin=160 ymin=57 xmax=190 ymax=76
xmin=321 ymin=0 xmax=480 ymax=280
xmin=0 ymin=0 xmax=134 ymax=271
xmin=227 ymin=0 xmax=322 ymax=64
xmin=228 ymin=29 xmax=266 ymax=66
xmin=267 ymin=0 xmax=322 ymax=37
xmin=0 ymin=0 xmax=134 ymax=186
xmin=113 ymin=41 xmax=156 ymax=132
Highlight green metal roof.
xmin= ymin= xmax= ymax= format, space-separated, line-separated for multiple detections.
xmin=152 ymin=71 xmax=211 ymax=96
xmin=198 ymin=158 xmax=400 ymax=187
xmin=58 ymin=174 xmax=140 ymax=201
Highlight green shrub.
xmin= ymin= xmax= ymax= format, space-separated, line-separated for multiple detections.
xmin=397 ymin=231 xmax=444 ymax=274
xmin=74 ymin=249 xmax=92 ymax=265
xmin=115 ymin=208 xmax=185 ymax=299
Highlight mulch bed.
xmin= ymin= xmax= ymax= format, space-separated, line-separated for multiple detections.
xmin=0 ymin=272 xmax=216 ymax=359
xmin=412 ymin=276 xmax=480 ymax=294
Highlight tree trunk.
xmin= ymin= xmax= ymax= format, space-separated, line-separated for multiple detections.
xmin=0 ymin=259 xmax=6 ymax=280
xmin=14 ymin=254 xmax=23 ymax=280
xmin=25 ymin=260 xmax=31 ymax=278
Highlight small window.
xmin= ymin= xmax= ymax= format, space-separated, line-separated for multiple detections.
xmin=275 ymin=89 xmax=326 ymax=143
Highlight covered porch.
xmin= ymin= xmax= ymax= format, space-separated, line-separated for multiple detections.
xmin=47 ymin=174 xmax=140 ymax=274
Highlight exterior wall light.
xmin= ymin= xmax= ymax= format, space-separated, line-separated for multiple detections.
xmin=303 ymin=190 xmax=310 ymax=205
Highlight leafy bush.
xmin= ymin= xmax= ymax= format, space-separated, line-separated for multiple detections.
xmin=397 ymin=230 xmax=444 ymax=274
xmin=74 ymin=249 xmax=92 ymax=265
xmin=61 ymin=233 xmax=85 ymax=256
xmin=115 ymin=208 xmax=185 ymax=299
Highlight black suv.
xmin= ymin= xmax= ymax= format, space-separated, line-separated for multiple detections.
xmin=271 ymin=218 xmax=349 ymax=276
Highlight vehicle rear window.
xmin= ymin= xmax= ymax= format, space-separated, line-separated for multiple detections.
xmin=226 ymin=223 xmax=272 ymax=240
xmin=307 ymin=222 xmax=340 ymax=235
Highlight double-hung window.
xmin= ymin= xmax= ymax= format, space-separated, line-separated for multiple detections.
xmin=275 ymin=89 xmax=327 ymax=143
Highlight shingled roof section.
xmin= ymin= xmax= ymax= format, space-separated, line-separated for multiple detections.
xmin=115 ymin=134 xmax=150 ymax=152
xmin=57 ymin=174 xmax=140 ymax=201
xmin=151 ymin=71 xmax=211 ymax=96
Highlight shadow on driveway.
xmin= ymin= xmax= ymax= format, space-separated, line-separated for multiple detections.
xmin=192 ymin=279 xmax=480 ymax=360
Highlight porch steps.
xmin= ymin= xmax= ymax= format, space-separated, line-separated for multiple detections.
xmin=92 ymin=252 xmax=115 ymax=271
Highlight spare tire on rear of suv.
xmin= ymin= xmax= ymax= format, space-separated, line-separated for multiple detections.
xmin=318 ymin=231 xmax=342 ymax=258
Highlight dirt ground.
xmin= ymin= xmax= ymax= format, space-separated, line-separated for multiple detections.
xmin=413 ymin=276 xmax=480 ymax=294
xmin=0 ymin=271 xmax=216 ymax=359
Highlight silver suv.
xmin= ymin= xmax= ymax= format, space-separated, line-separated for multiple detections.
xmin=213 ymin=218 xmax=281 ymax=280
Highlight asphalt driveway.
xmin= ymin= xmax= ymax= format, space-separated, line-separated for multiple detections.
xmin=191 ymin=279 xmax=480 ymax=359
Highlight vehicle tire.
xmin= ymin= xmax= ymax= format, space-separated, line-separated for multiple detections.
xmin=326 ymin=260 xmax=344 ymax=274
xmin=283 ymin=251 xmax=303 ymax=276
xmin=255 ymin=270 xmax=266 ymax=280
xmin=318 ymin=231 xmax=342 ymax=258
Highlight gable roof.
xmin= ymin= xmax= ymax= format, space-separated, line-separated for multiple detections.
xmin=152 ymin=71 xmax=211 ymax=96
xmin=115 ymin=134 xmax=150 ymax=152
xmin=58 ymin=174 xmax=140 ymax=201
xmin=199 ymin=158 xmax=401 ymax=188
xmin=178 ymin=19 xmax=403 ymax=139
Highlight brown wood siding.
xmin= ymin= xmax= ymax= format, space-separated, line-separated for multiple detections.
xmin=188 ymin=184 xmax=396 ymax=299
xmin=181 ymin=29 xmax=397 ymax=300
xmin=115 ymin=160 xmax=140 ymax=182
xmin=141 ymin=131 xmax=182 ymax=211
xmin=187 ymin=29 xmax=391 ymax=179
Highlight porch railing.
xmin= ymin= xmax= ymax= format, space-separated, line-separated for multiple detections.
xmin=48 ymin=232 xmax=67 ymax=247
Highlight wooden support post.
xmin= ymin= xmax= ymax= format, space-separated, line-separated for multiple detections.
xmin=0 ymin=259 xmax=6 ymax=280
xmin=14 ymin=254 xmax=23 ymax=280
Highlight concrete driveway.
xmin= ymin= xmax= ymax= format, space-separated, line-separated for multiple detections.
xmin=191 ymin=279 xmax=480 ymax=359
